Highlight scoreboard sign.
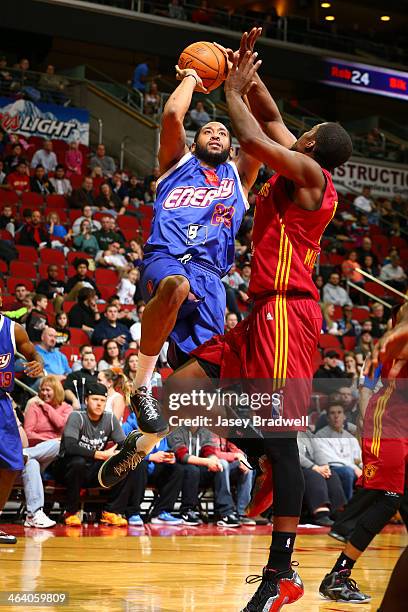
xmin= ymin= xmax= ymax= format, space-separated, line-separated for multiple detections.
xmin=322 ymin=58 xmax=408 ymax=101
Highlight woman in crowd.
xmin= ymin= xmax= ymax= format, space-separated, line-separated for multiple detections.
xmin=96 ymin=183 xmax=125 ymax=215
xmin=97 ymin=369 xmax=126 ymax=422
xmin=343 ymin=351 xmax=360 ymax=389
xmin=65 ymin=140 xmax=83 ymax=176
xmin=321 ymin=303 xmax=340 ymax=335
xmin=55 ymin=312 xmax=71 ymax=346
xmin=117 ymin=268 xmax=140 ymax=305
xmin=23 ymin=375 xmax=73 ymax=528
xmin=126 ymin=239 xmax=144 ymax=267
xmin=124 ymin=352 xmax=138 ymax=387
xmin=143 ymin=82 xmax=161 ymax=116
xmin=97 ymin=339 xmax=125 ymax=372
xmin=73 ymin=219 xmax=99 ymax=257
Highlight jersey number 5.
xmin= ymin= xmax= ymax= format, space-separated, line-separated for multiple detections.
xmin=211 ymin=204 xmax=235 ymax=229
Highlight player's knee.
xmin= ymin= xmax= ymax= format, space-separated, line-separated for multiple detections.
xmin=350 ymin=491 xmax=401 ymax=551
xmin=157 ymin=275 xmax=190 ymax=309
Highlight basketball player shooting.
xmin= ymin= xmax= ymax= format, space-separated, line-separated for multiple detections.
xmin=98 ymin=48 xmax=260 ymax=488
xmin=0 ymin=287 xmax=43 ymax=545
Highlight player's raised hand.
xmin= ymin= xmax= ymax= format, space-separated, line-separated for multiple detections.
xmin=24 ymin=360 xmax=43 ymax=378
xmin=239 ymin=27 xmax=263 ymax=63
xmin=175 ymin=65 xmax=208 ymax=93
xmin=224 ymin=50 xmax=262 ymax=96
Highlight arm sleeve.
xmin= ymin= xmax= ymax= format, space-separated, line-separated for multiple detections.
xmin=110 ymin=415 xmax=126 ymax=446
xmin=167 ymin=429 xmax=190 ymax=463
xmin=91 ymin=324 xmax=105 ymax=346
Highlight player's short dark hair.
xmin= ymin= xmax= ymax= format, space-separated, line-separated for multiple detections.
xmin=313 ymin=122 xmax=352 ymax=171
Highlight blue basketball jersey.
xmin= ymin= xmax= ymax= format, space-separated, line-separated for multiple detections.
xmin=145 ymin=152 xmax=248 ymax=276
xmin=0 ymin=315 xmax=16 ymax=393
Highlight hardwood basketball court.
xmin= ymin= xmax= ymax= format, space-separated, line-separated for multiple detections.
xmin=0 ymin=524 xmax=406 ymax=611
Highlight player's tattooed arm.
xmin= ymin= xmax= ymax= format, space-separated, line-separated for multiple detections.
xmin=158 ymin=67 xmax=206 ymax=174
xmin=14 ymin=323 xmax=44 ymax=378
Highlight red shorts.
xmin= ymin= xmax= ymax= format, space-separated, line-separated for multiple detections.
xmin=192 ymin=297 xmax=322 ymax=427
xmin=359 ymin=381 xmax=408 ymax=494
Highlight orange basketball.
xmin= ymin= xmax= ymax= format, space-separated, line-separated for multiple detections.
xmin=178 ymin=41 xmax=227 ymax=92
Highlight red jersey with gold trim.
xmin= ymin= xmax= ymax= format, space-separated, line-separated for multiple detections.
xmin=249 ymin=169 xmax=338 ymax=300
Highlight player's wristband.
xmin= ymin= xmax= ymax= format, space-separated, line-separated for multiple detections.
xmin=185 ymin=74 xmax=198 ymax=86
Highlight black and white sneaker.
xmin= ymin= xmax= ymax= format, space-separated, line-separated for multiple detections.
xmin=98 ymin=431 xmax=145 ymax=488
xmin=0 ymin=530 xmax=17 ymax=544
xmin=319 ymin=569 xmax=371 ymax=603
xmin=130 ymin=386 xmax=169 ymax=435
xmin=216 ymin=513 xmax=241 ymax=527
xmin=181 ymin=510 xmax=203 ymax=526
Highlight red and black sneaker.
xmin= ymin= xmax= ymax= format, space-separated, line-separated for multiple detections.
xmin=245 ymin=455 xmax=273 ymax=518
xmin=241 ymin=567 xmax=304 ymax=612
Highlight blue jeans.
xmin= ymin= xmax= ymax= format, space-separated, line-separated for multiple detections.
xmin=330 ymin=465 xmax=356 ymax=501
xmin=221 ymin=459 xmax=254 ymax=516
xmin=22 ymin=439 xmax=61 ymax=514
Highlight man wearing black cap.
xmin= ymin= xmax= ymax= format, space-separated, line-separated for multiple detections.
xmin=56 ymin=382 xmax=141 ymax=526
xmin=313 ymin=350 xmax=349 ymax=394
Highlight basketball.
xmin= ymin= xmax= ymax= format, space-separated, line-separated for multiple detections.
xmin=178 ymin=41 xmax=227 ymax=92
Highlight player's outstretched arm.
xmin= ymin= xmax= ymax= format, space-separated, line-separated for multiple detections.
xmin=370 ymin=302 xmax=408 ymax=378
xmin=158 ymin=67 xmax=206 ymax=175
xmin=14 ymin=323 xmax=43 ymax=378
xmin=225 ymin=52 xmax=324 ymax=207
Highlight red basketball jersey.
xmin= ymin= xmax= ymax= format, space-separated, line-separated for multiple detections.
xmin=249 ymin=169 xmax=338 ymax=300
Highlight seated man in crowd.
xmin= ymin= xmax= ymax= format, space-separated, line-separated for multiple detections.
xmin=315 ymin=387 xmax=360 ymax=434
xmin=68 ymin=288 xmax=101 ymax=332
xmin=313 ymin=350 xmax=350 ymax=395
xmin=22 ymin=376 xmax=73 ymax=528
xmin=35 ymin=327 xmax=71 ymax=382
xmin=225 ymin=312 xmax=238 ymax=331
xmin=315 ymin=403 xmax=362 ymax=501
xmin=189 ymin=101 xmax=211 ymax=129
xmin=6 ymin=160 xmax=30 ymax=194
xmin=64 ymin=351 xmax=98 ymax=409
xmin=322 ymin=272 xmax=352 ymax=307
xmin=380 ymin=254 xmax=407 ymax=292
xmin=89 ymin=143 xmax=116 ymax=178
xmin=168 ymin=426 xmax=241 ymax=527
xmin=30 ymin=165 xmax=54 ymax=195
xmin=91 ymin=303 xmax=132 ymax=350
xmin=69 ymin=176 xmax=96 ymax=209
xmin=71 ymin=344 xmax=94 ymax=372
xmin=49 ymin=164 xmax=72 ymax=196
xmin=65 ymin=258 xmax=100 ymax=301
xmin=93 ymin=215 xmax=124 ymax=251
xmin=9 ymin=283 xmax=31 ymax=311
xmin=96 ymin=241 xmax=128 ymax=270
xmin=72 ymin=205 xmax=101 ymax=236
xmin=25 ymin=294 xmax=49 ymax=343
xmin=17 ymin=209 xmax=50 ymax=248
xmin=36 ymin=264 xmax=66 ymax=302
xmin=31 ymin=139 xmax=57 ymax=174
xmin=55 ymin=382 xmax=133 ymax=526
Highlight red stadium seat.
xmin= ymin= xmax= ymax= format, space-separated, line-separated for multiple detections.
xmin=351 ymin=307 xmax=370 ymax=322
xmin=93 ymin=211 xmax=114 ymax=222
xmin=0 ymin=191 xmax=19 ymax=205
xmin=390 ymin=237 xmax=407 ymax=250
xmin=93 ymin=346 xmax=104 ymax=362
xmin=318 ymin=334 xmax=342 ymax=352
xmin=117 ymin=215 xmax=140 ymax=231
xmin=16 ymin=245 xmax=38 ymax=263
xmin=0 ymin=260 xmax=8 ymax=274
xmin=10 ymin=261 xmax=37 ymax=279
xmin=68 ymin=209 xmax=82 ymax=223
xmin=95 ymin=269 xmax=119 ymax=286
xmin=46 ymin=194 xmax=68 ymax=209
xmin=364 ymin=281 xmax=394 ymax=299
xmin=98 ymin=285 xmax=116 ymax=301
xmin=59 ymin=345 xmax=81 ymax=368
xmin=39 ymin=263 xmax=65 ymax=281
xmin=93 ymin=177 xmax=104 ymax=194
xmin=0 ymin=229 xmax=14 ymax=242
xmin=7 ymin=277 xmax=34 ymax=293
xmin=139 ymin=205 xmax=154 ymax=219
xmin=342 ymin=336 xmax=357 ymax=351
xmin=40 ymin=248 xmax=66 ymax=265
xmin=21 ymin=192 xmax=44 ymax=208
xmin=312 ymin=349 xmax=323 ymax=372
xmin=69 ymin=328 xmax=91 ymax=345
xmin=121 ymin=228 xmax=139 ymax=243
xmin=69 ymin=175 xmax=84 ymax=190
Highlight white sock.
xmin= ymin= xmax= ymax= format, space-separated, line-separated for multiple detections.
xmin=134 ymin=352 xmax=159 ymax=389
xmin=136 ymin=432 xmax=163 ymax=455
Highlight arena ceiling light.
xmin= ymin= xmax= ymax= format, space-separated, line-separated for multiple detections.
xmin=325 ymin=15 xmax=336 ymax=21
xmin=321 ymin=2 xmax=331 ymax=7
xmin=380 ymin=15 xmax=391 ymax=21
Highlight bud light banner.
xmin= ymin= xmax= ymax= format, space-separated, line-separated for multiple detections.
xmin=0 ymin=98 xmax=89 ymax=144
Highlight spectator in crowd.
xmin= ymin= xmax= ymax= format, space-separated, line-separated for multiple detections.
xmin=122 ymin=413 xmax=184 ymax=525
xmin=168 ymin=426 xmax=240 ymax=527
xmin=341 ymin=250 xmax=364 ymax=285
xmin=314 ymin=274 xmax=324 ymax=300
xmin=35 ymin=326 xmax=71 ymax=380
xmin=322 ymin=272 xmax=352 ymax=307
xmin=369 ymin=302 xmax=388 ymax=338
xmin=30 ymin=165 xmax=54 ymax=195
xmin=129 ymin=302 xmax=145 ymax=347
xmin=343 ymin=352 xmax=360 ymax=388
xmin=36 ymin=264 xmax=66 ymax=301
xmin=55 ymin=382 xmax=129 ymax=526
xmin=313 ymin=350 xmax=349 ymax=394
xmin=109 ymin=171 xmax=129 ymax=203
xmin=143 ymin=179 xmax=156 ymax=205
xmin=321 ymin=303 xmax=340 ymax=335
xmin=49 ymin=164 xmax=72 ymax=196
xmin=38 ymin=64 xmax=69 ymax=104
xmin=73 ymin=219 xmax=99 ymax=257
xmin=323 ymin=216 xmax=350 ymax=251
xmin=18 ymin=209 xmax=50 ymax=248
xmin=46 ymin=212 xmax=70 ymax=249
xmin=361 ymin=254 xmax=379 ymax=278
xmin=55 ymin=312 xmax=71 ymax=346
xmin=72 ymin=204 xmax=101 ymax=236
xmin=336 ymin=305 xmax=361 ymax=337
xmin=355 ymin=329 xmax=375 ymax=359
xmin=315 ymin=404 xmax=362 ymax=501
xmin=225 ymin=312 xmax=238 ymax=331
xmin=143 ymin=166 xmax=160 ymax=191
xmin=95 ymin=183 xmax=125 ymax=215
xmin=97 ymin=369 xmax=126 ymax=422
xmin=223 ymin=264 xmax=244 ymax=320
xmin=6 ymin=160 xmax=30 ymax=194
xmin=126 ymin=239 xmax=144 ymax=267
xmin=64 ymin=352 xmax=98 ymax=408
xmin=192 ymin=0 xmax=213 ymax=26
xmin=117 ymin=268 xmax=139 ymax=305
xmin=380 ymin=254 xmax=407 ymax=292
xmin=297 ymin=430 xmax=346 ymax=526
xmin=22 ymin=375 xmax=73 ymax=528
xmin=190 ymin=101 xmax=211 ymax=129
xmin=0 ymin=55 xmax=12 ymax=91
xmin=127 ymin=175 xmax=145 ymax=208
xmin=382 ymin=246 xmax=400 ymax=266
xmin=69 ymin=176 xmax=96 ymax=209
xmin=93 ymin=215 xmax=124 ymax=250
xmin=0 ymin=204 xmax=16 ymax=235
xmin=0 ymin=160 xmax=7 ymax=186
xmin=4 ymin=143 xmax=27 ymax=173
xmin=144 ymin=82 xmax=161 ymax=116
xmin=65 ymin=258 xmax=100 ymax=300
xmin=65 ymin=140 xmax=83 ymax=177
xmin=26 ymin=294 xmax=49 ymax=342
xmin=97 ymin=340 xmax=125 ymax=372
xmin=132 ymin=60 xmax=150 ymax=93
xmin=314 ymin=387 xmax=358 ymax=434
xmin=123 ymin=353 xmax=138 ymax=386
xmin=68 ymin=287 xmax=101 ymax=332
xmin=31 ymin=140 xmax=57 ymax=174
xmin=168 ymin=0 xmax=187 ymax=20
xmin=9 ymin=283 xmax=30 ymax=310
xmin=353 ymin=186 xmax=375 ymax=215
xmin=89 ymin=144 xmax=116 ymax=178
xmin=96 ymin=241 xmax=128 ymax=269
xmin=91 ymin=303 xmax=132 ymax=349
xmin=357 ymin=237 xmax=379 ymax=267
xmin=202 ymin=433 xmax=255 ymax=524
xmin=71 ymin=344 xmax=95 ymax=372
